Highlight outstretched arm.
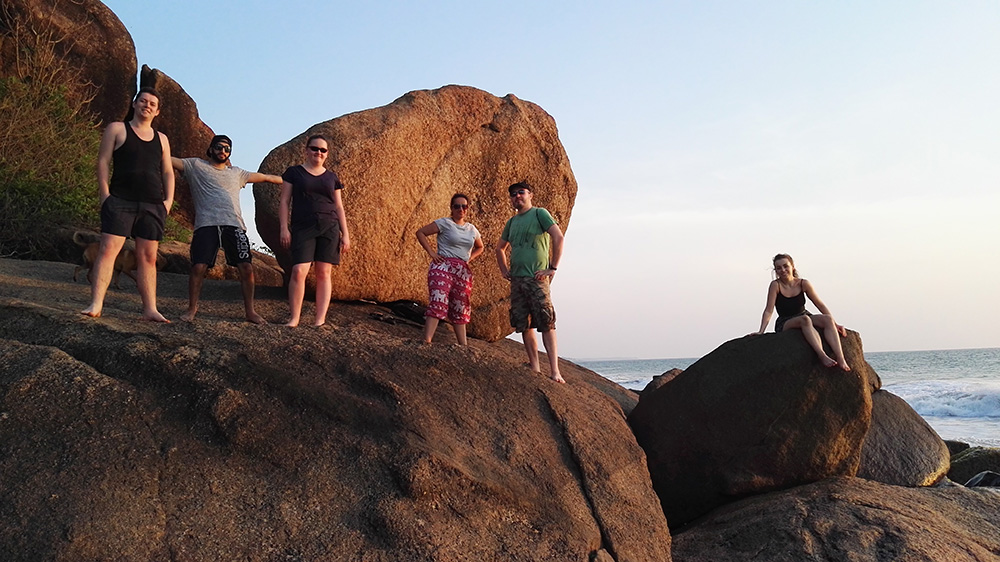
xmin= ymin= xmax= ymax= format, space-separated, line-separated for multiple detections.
xmin=247 ymin=172 xmax=282 ymax=184
xmin=170 ymin=157 xmax=185 ymax=172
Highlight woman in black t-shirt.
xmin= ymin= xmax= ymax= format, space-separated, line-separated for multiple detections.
xmin=279 ymin=134 xmax=351 ymax=327
xmin=750 ymin=253 xmax=851 ymax=371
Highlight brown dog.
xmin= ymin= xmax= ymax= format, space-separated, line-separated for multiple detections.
xmin=72 ymin=232 xmax=164 ymax=289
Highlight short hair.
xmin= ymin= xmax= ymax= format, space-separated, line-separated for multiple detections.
xmin=450 ymin=193 xmax=470 ymax=206
xmin=134 ymin=87 xmax=160 ymax=103
xmin=508 ymin=181 xmax=532 ymax=195
xmin=306 ymin=134 xmax=328 ymax=147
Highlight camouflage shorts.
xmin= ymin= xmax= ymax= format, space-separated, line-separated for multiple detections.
xmin=509 ymin=276 xmax=556 ymax=332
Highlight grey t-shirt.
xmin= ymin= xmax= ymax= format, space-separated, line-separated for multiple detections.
xmin=433 ymin=218 xmax=481 ymax=262
xmin=181 ymin=158 xmax=252 ymax=229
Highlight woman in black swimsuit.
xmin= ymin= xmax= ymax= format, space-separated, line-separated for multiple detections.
xmin=751 ymin=253 xmax=851 ymax=371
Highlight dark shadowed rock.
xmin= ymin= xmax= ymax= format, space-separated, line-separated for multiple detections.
xmin=254 ymin=85 xmax=577 ymax=342
xmin=628 ymin=330 xmax=879 ymax=527
xmin=671 ymin=476 xmax=1000 ymax=562
xmin=0 ymin=0 xmax=136 ymax=125
xmin=966 ymin=471 xmax=1000 ymax=487
xmin=947 ymin=439 xmax=972 ymax=456
xmin=639 ymin=368 xmax=683 ymax=400
xmin=139 ymin=65 xmax=216 ymax=229
xmin=0 ymin=259 xmax=669 ymax=562
xmin=857 ymin=390 xmax=950 ymax=486
xmin=950 ymin=447 xmax=1000 ymax=485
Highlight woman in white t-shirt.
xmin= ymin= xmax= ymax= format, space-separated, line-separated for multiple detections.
xmin=415 ymin=193 xmax=485 ymax=344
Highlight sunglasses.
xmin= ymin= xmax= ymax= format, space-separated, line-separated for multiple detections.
xmin=308 ymin=146 xmax=328 ymax=153
xmin=509 ymin=189 xmax=528 ymax=196
xmin=212 ymin=144 xmax=231 ymax=152
xmin=451 ymin=204 xmax=469 ymax=210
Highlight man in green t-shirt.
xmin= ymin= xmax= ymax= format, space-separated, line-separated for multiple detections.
xmin=495 ymin=181 xmax=566 ymax=383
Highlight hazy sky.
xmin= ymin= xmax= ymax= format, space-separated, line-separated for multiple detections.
xmin=102 ymin=1 xmax=1000 ymax=359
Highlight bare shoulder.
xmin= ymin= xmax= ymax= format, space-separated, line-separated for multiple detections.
xmin=800 ymin=278 xmax=816 ymax=292
xmin=102 ymin=121 xmax=125 ymax=137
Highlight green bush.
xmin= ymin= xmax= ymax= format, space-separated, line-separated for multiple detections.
xmin=0 ymin=75 xmax=101 ymax=259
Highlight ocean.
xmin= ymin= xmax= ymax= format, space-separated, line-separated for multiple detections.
xmin=577 ymin=347 xmax=1000 ymax=448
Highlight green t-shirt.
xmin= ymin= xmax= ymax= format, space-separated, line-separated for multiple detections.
xmin=501 ymin=207 xmax=557 ymax=277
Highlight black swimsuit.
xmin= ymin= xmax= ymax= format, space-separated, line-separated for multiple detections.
xmin=775 ymin=284 xmax=808 ymax=333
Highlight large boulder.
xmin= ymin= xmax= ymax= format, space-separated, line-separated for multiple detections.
xmin=671 ymin=476 xmax=1000 ymax=562
xmin=254 ymin=85 xmax=577 ymax=342
xmin=0 ymin=258 xmax=670 ymax=562
xmin=0 ymin=0 xmax=136 ymax=125
xmin=628 ymin=330 xmax=879 ymax=527
xmin=140 ymin=65 xmax=217 ymax=230
xmin=857 ymin=390 xmax=950 ymax=486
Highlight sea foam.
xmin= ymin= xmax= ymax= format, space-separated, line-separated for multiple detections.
xmin=885 ymin=380 xmax=1000 ymax=419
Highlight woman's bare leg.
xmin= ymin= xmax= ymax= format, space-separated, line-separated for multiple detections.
xmin=313 ymin=262 xmax=333 ymax=326
xmin=422 ymin=316 xmax=439 ymax=343
xmin=784 ymin=316 xmax=837 ymax=368
xmin=453 ymin=323 xmax=468 ymax=345
xmin=286 ymin=263 xmax=311 ymax=327
xmin=812 ymin=315 xmax=851 ymax=371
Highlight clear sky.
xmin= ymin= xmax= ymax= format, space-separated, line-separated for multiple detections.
xmin=102 ymin=1 xmax=1000 ymax=359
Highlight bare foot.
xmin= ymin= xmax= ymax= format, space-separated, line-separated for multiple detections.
xmin=820 ymin=356 xmax=837 ymax=368
xmin=180 ymin=310 xmax=197 ymax=323
xmin=142 ymin=311 xmax=171 ymax=323
xmin=284 ymin=320 xmax=299 ymax=327
xmin=246 ymin=312 xmax=267 ymax=325
xmin=550 ymin=373 xmax=566 ymax=384
xmin=80 ymin=306 xmax=101 ymax=318
xmin=838 ymin=361 xmax=852 ymax=372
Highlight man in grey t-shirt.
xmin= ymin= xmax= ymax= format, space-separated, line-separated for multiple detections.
xmin=171 ymin=135 xmax=282 ymax=323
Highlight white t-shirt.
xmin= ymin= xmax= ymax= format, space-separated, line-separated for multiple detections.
xmin=433 ymin=218 xmax=481 ymax=262
xmin=181 ymin=158 xmax=251 ymax=230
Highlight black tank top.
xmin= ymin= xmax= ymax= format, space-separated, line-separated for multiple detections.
xmin=109 ymin=122 xmax=164 ymax=203
xmin=775 ymin=285 xmax=806 ymax=317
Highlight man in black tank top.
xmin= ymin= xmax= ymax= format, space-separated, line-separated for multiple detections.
xmin=81 ymin=87 xmax=175 ymax=322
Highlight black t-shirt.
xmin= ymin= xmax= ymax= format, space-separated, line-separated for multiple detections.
xmin=282 ymin=165 xmax=344 ymax=228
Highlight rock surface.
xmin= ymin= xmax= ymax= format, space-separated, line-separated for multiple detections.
xmin=857 ymin=390 xmax=950 ymax=486
xmin=671 ymin=476 xmax=1000 ymax=562
xmin=950 ymin=447 xmax=1000 ymax=486
xmin=0 ymin=0 xmax=136 ymax=125
xmin=139 ymin=65 xmax=217 ymax=230
xmin=628 ymin=330 xmax=880 ymax=527
xmin=0 ymin=259 xmax=669 ymax=562
xmin=254 ymin=85 xmax=577 ymax=341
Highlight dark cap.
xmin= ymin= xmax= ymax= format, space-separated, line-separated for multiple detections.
xmin=210 ymin=135 xmax=232 ymax=149
xmin=508 ymin=181 xmax=532 ymax=195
